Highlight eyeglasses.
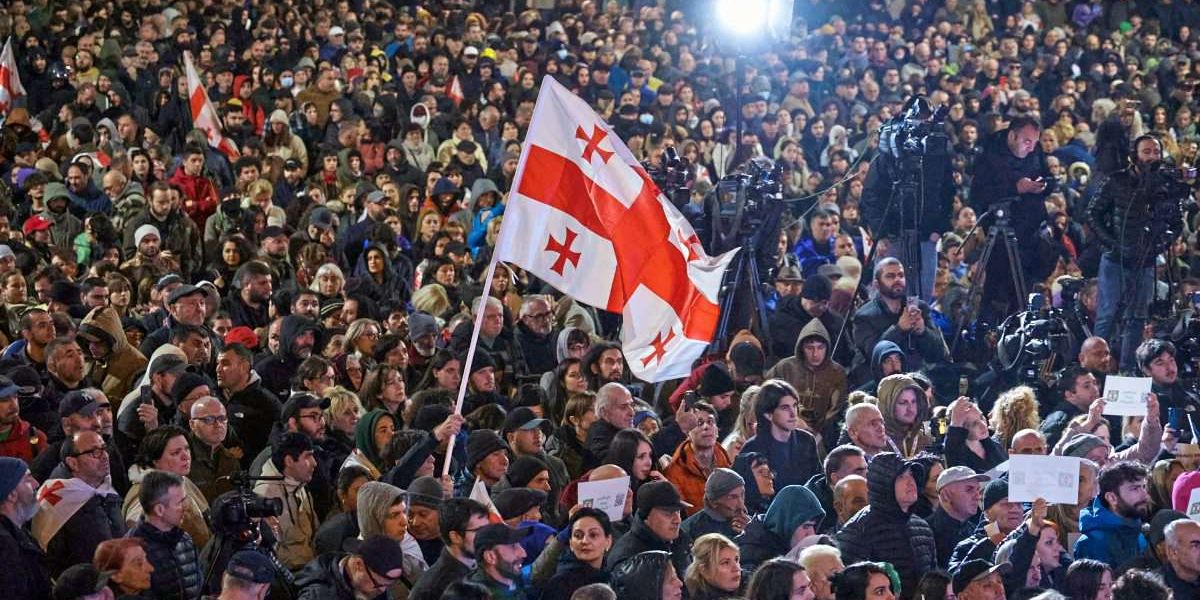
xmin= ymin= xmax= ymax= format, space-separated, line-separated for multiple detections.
xmin=299 ymin=412 xmax=326 ymax=422
xmin=526 ymin=311 xmax=553 ymax=321
xmin=71 ymin=445 xmax=108 ymax=459
xmin=193 ymin=415 xmax=228 ymax=426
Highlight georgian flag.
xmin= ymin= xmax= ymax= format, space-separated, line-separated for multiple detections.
xmin=495 ymin=77 xmax=737 ymax=382
xmin=183 ymin=51 xmax=240 ymax=160
xmin=0 ymin=37 xmax=25 ymax=115
xmin=32 ymin=477 xmax=120 ymax=549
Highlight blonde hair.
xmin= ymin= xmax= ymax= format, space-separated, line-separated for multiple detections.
xmin=325 ymin=386 xmax=364 ymax=421
xmin=990 ymin=386 xmax=1040 ymax=449
xmin=412 ymin=283 xmax=452 ymax=317
xmin=686 ymin=534 xmax=739 ymax=595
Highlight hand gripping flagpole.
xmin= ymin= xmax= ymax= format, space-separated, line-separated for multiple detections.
xmin=441 ymin=256 xmax=501 ymax=477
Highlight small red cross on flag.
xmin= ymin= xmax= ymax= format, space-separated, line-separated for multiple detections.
xmin=39 ymin=480 xmax=65 ymax=506
xmin=495 ymin=77 xmax=739 ymax=381
xmin=545 ymin=228 xmax=582 ymax=275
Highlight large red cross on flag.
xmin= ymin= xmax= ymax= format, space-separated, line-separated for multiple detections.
xmin=0 ymin=37 xmax=25 ymax=116
xmin=495 ymin=77 xmax=738 ymax=382
xmin=183 ymin=51 xmax=240 ymax=160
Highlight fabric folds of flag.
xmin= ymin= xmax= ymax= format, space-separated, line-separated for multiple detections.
xmin=0 ymin=37 xmax=26 ymax=115
xmin=183 ymin=51 xmax=240 ymax=160
xmin=495 ymin=76 xmax=738 ymax=382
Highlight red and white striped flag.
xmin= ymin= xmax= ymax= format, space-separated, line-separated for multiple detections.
xmin=0 ymin=37 xmax=25 ymax=115
xmin=183 ymin=51 xmax=239 ymax=160
xmin=495 ymin=76 xmax=738 ymax=382
xmin=469 ymin=479 xmax=505 ymax=523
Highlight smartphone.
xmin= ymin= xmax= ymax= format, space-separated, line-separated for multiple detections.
xmin=683 ymin=390 xmax=698 ymax=410
xmin=907 ymin=296 xmax=920 ymax=311
xmin=1170 ymin=407 xmax=1183 ymax=430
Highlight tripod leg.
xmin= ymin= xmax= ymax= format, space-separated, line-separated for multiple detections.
xmin=1004 ymin=228 xmax=1028 ymax=304
xmin=711 ymin=253 xmax=746 ymax=352
xmin=744 ymin=252 xmax=774 ymax=354
xmin=951 ymin=227 xmax=998 ymax=353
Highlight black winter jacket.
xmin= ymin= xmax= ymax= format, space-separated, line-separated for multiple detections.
xmin=0 ymin=515 xmax=52 ymax=598
xmin=1087 ymin=165 xmax=1184 ymax=267
xmin=607 ymin=513 xmax=693 ymax=584
xmin=296 ymin=552 xmax=376 ymax=600
xmin=836 ymin=453 xmax=937 ymax=599
xmin=129 ymin=520 xmax=202 ymax=600
xmin=44 ymin=488 xmax=126 ymax=576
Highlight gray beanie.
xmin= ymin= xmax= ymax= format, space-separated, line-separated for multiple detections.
xmin=1061 ymin=433 xmax=1109 ymax=460
xmin=704 ymin=468 xmax=745 ymax=502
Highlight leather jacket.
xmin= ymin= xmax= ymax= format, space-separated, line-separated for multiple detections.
xmin=1087 ymin=165 xmax=1184 ymax=267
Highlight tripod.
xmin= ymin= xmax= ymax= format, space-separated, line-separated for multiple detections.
xmin=712 ymin=239 xmax=772 ymax=356
xmin=952 ymin=204 xmax=1028 ymax=354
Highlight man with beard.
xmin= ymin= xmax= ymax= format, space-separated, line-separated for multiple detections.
xmin=225 ymin=261 xmax=274 ymax=330
xmin=852 ymin=258 xmax=948 ymax=374
xmin=408 ymin=498 xmax=491 ymax=600
xmin=466 ymin=523 xmax=532 ymax=598
xmin=115 ymin=354 xmax=189 ymax=461
xmin=0 ymin=375 xmax=46 ymax=464
xmin=515 ymin=295 xmax=557 ymax=377
xmin=1075 ymin=461 xmax=1151 ymax=568
xmin=64 ymin=161 xmax=112 ymax=216
xmin=0 ymin=457 xmax=50 ymax=597
xmin=406 ymin=312 xmax=440 ymax=386
xmin=19 ymin=215 xmax=53 ymax=267
xmin=215 ymin=344 xmax=281 ymax=467
xmin=39 ymin=182 xmax=83 ymax=251
xmin=258 ymin=226 xmax=294 ymax=286
xmin=1088 ymin=136 xmax=1182 ymax=372
xmin=254 ymin=315 xmax=318 ymax=400
xmin=119 ymin=225 xmax=174 ymax=287
xmin=78 ymin=305 xmax=147 ymax=402
xmin=6 ymin=308 xmax=54 ymax=380
xmin=171 ymin=323 xmax=213 ymax=370
xmin=123 ymin=183 xmax=203 ymax=279
xmin=663 ymin=402 xmax=733 ymax=516
xmin=582 ymin=342 xmax=627 ymax=391
xmin=289 ymin=206 xmax=337 ymax=262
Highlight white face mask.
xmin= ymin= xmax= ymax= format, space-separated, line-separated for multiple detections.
xmin=280 ymin=76 xmax=294 ymax=88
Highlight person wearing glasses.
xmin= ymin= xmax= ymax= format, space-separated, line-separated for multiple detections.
xmin=408 ymin=498 xmax=492 ymax=600
xmin=186 ymin=396 xmax=240 ymax=504
xmin=32 ymin=429 xmax=126 ymax=576
xmin=515 ymin=295 xmax=558 ymax=376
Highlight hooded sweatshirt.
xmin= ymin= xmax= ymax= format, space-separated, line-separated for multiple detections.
xmin=466 ymin=178 xmax=504 ymax=251
xmin=254 ymin=315 xmax=319 ymax=400
xmin=876 ymin=374 xmax=933 ymax=458
xmin=355 ymin=481 xmax=430 ymax=584
xmin=79 ymin=306 xmax=148 ymax=401
xmin=736 ymin=484 xmax=826 ymax=571
xmin=345 ymin=409 xmax=389 ymax=479
xmin=836 ymin=452 xmax=937 ymax=599
xmin=1074 ymin=496 xmax=1149 ymax=568
xmin=764 ymin=319 xmax=847 ymax=434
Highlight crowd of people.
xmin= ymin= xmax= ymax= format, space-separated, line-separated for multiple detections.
xmin=3 ymin=0 xmax=1200 ymax=599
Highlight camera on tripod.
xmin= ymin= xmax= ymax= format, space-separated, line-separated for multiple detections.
xmin=996 ymin=293 xmax=1072 ymax=385
xmin=219 ymin=471 xmax=284 ymax=542
xmin=879 ymin=98 xmax=950 ymax=161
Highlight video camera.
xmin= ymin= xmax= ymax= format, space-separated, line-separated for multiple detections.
xmin=879 ymin=98 xmax=951 ymax=162
xmin=995 ymin=293 xmax=1072 ymax=386
xmin=218 ymin=471 xmax=284 ymax=543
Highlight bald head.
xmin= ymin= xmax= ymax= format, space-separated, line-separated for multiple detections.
xmin=589 ymin=464 xmax=628 ymax=481
xmin=102 ymin=169 xmax=126 ymax=190
xmin=189 ymin=396 xmax=225 ymax=418
xmin=1010 ymin=429 xmax=1047 ymax=455
xmin=1079 ymin=337 xmax=1112 ymax=372
xmin=833 ymin=474 xmax=869 ymax=525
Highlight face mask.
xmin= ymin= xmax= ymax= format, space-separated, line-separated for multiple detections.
xmin=639 ymin=114 xmax=654 ymax=125
xmin=687 ymin=115 xmax=699 ymax=129
xmin=412 ymin=114 xmax=430 ymax=128
xmin=280 ymin=76 xmax=294 ymax=88
xmin=557 ymin=48 xmax=568 ymax=60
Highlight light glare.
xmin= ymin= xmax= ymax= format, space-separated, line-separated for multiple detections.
xmin=717 ymin=0 xmax=769 ymax=37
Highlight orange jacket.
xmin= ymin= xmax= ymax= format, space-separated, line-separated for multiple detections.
xmin=663 ymin=440 xmax=732 ymax=517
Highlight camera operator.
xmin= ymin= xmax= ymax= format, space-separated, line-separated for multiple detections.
xmin=861 ymin=98 xmax=955 ymax=300
xmin=1086 ymin=135 xmax=1184 ymax=372
xmin=969 ymin=115 xmax=1054 ymax=319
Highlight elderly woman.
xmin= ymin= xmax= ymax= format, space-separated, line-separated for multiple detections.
xmin=310 ymin=262 xmax=346 ymax=300
xmin=123 ymin=425 xmax=212 ymax=549
xmin=94 ymin=538 xmax=155 ymax=599
xmin=339 ymin=318 xmax=382 ymax=372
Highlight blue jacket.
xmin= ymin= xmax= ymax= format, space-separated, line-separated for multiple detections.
xmin=792 ymin=236 xmax=835 ymax=278
xmin=1074 ymin=498 xmax=1148 ymax=568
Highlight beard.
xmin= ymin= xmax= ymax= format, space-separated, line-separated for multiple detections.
xmin=1116 ymin=497 xmax=1150 ymax=520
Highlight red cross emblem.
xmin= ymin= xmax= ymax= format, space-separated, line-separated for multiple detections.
xmin=641 ymin=328 xmax=677 ymax=367
xmin=545 ymin=228 xmax=582 ymax=276
xmin=575 ymin=125 xmax=614 ymax=164
xmin=675 ymin=228 xmax=701 ymax=262
xmin=39 ymin=480 xmax=65 ymax=506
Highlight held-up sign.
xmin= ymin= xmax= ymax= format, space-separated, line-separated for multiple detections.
xmin=578 ymin=476 xmax=631 ymax=522
xmin=1008 ymin=455 xmax=1081 ymax=505
xmin=1188 ymin=488 xmax=1200 ymax=522
xmin=1101 ymin=376 xmax=1152 ymax=416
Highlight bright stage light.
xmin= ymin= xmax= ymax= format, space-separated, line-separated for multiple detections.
xmin=716 ymin=0 xmax=769 ymax=37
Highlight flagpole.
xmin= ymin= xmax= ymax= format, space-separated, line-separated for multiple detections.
xmin=441 ymin=255 xmax=502 ymax=477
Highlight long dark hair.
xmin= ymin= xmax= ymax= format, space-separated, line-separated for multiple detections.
xmin=1063 ymin=559 xmax=1111 ymax=600
xmin=832 ymin=562 xmax=893 ymax=600
xmin=914 ymin=570 xmax=951 ymax=600
xmin=746 ymin=558 xmax=807 ymax=599
xmin=608 ymin=428 xmax=652 ymax=486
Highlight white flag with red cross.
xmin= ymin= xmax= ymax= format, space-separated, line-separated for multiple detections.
xmin=0 ymin=37 xmax=25 ymax=115
xmin=495 ymin=76 xmax=738 ymax=382
xmin=183 ymin=51 xmax=240 ymax=160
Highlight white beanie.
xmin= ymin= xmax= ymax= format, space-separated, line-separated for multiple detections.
xmin=134 ymin=224 xmax=161 ymax=247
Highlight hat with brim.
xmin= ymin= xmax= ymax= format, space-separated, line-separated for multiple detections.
xmin=952 ymin=560 xmax=1011 ymax=595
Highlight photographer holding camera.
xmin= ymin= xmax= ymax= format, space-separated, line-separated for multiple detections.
xmin=1086 ymin=135 xmax=1185 ymax=372
xmin=969 ymin=115 xmax=1054 ymax=319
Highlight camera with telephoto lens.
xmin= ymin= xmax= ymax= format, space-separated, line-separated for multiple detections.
xmin=219 ymin=471 xmax=284 ymax=534
xmin=996 ymin=293 xmax=1071 ymax=385
xmin=879 ymin=98 xmax=950 ymax=161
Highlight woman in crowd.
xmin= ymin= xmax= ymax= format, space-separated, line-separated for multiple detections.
xmin=686 ymin=533 xmax=744 ymax=600
xmin=94 ymin=538 xmax=155 ymax=599
xmin=540 ymin=507 xmax=614 ymax=600
xmin=123 ymin=425 xmax=212 ymax=549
